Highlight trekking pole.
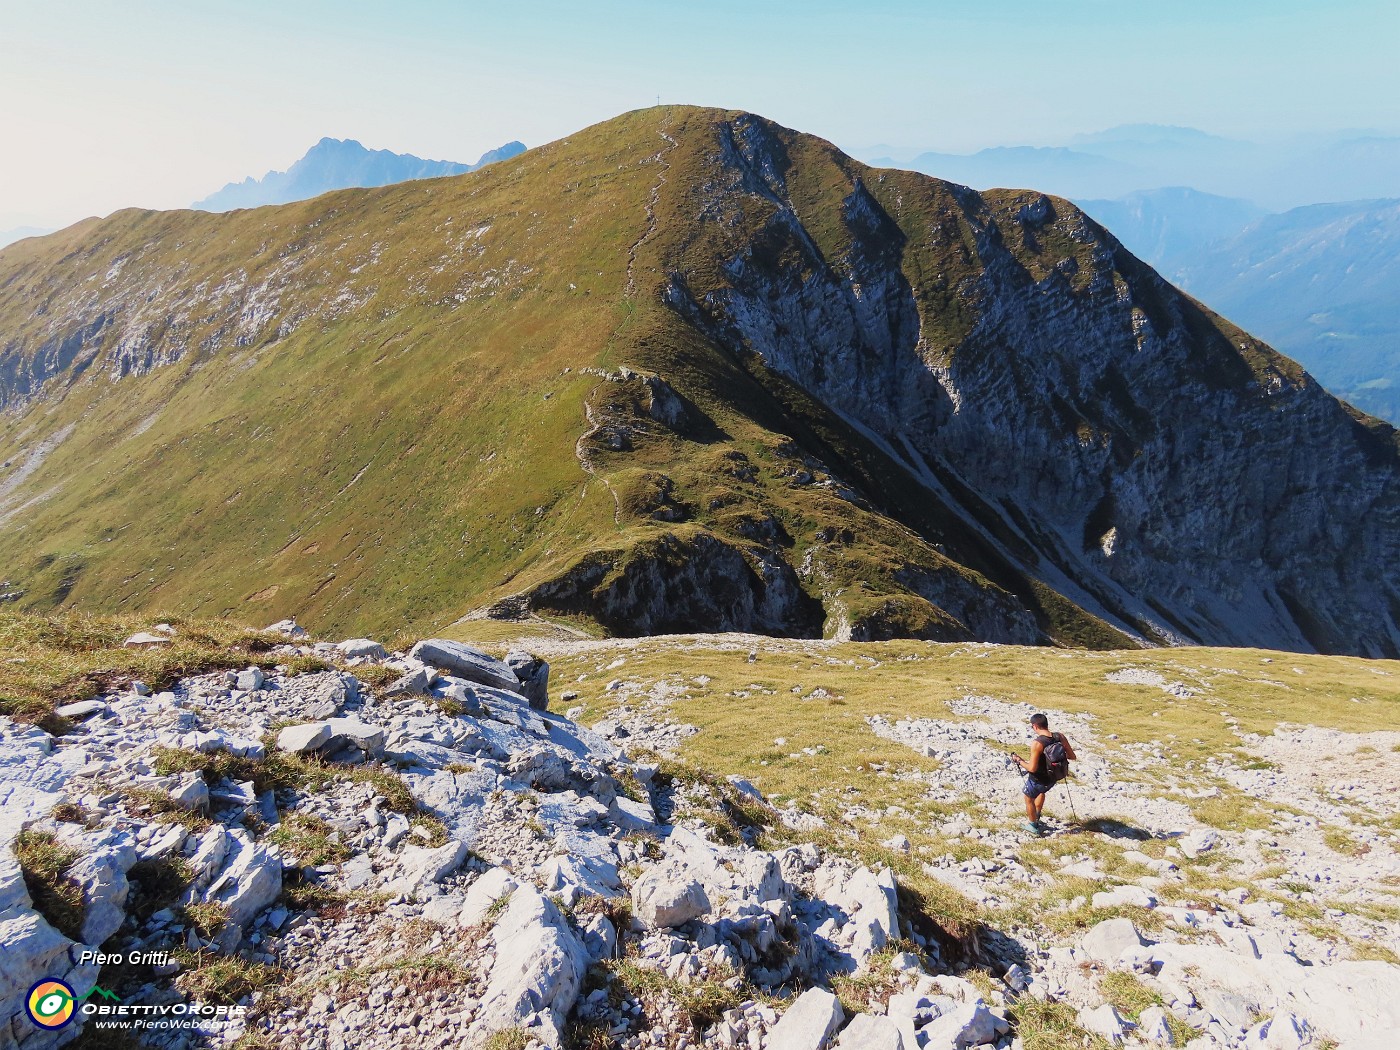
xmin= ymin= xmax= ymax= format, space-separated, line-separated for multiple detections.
xmin=1064 ymin=776 xmax=1080 ymax=824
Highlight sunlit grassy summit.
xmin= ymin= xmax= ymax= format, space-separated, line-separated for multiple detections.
xmin=0 ymin=106 xmax=1395 ymax=656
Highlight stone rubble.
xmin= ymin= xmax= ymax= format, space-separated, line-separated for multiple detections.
xmin=1 ymin=633 xmax=956 ymax=1050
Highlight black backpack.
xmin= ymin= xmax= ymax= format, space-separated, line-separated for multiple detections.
xmin=1040 ymin=734 xmax=1071 ymax=783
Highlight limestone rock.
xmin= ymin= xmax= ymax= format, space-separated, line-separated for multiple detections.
xmin=235 ymin=666 xmax=265 ymax=692
xmin=476 ymin=885 xmax=589 ymax=1046
xmin=277 ymin=722 xmax=333 ymax=754
xmin=408 ymin=639 xmax=522 ymax=693
xmin=504 ymin=650 xmax=550 ymax=709
xmin=1079 ymin=1003 xmax=1134 ymax=1044
xmin=336 ymin=638 xmax=387 ymax=660
xmin=385 ymin=840 xmax=468 ymax=899
xmin=123 ymin=631 xmax=171 ymax=648
xmin=265 ymin=619 xmax=308 ymax=640
xmin=631 ymin=863 xmax=710 ymax=928
xmin=767 ymin=988 xmax=844 ymax=1050
xmin=835 ymin=1013 xmax=905 ymax=1050
xmin=1179 ymin=828 xmax=1219 ymax=859
xmin=459 ymin=867 xmax=519 ymax=928
xmin=1137 ymin=1005 xmax=1177 ymax=1045
xmin=1083 ymin=918 xmax=1146 ymax=965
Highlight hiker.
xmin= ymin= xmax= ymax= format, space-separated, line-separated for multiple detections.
xmin=1012 ymin=712 xmax=1076 ymax=834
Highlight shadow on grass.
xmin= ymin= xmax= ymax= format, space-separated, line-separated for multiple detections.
xmin=1065 ymin=816 xmax=1153 ymax=841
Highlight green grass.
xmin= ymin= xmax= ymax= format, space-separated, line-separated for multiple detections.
xmin=1009 ymin=997 xmax=1112 ymax=1050
xmin=268 ymin=812 xmax=353 ymax=866
xmin=0 ymin=610 xmax=285 ymax=730
xmin=151 ymin=743 xmax=419 ymax=815
xmin=12 ymin=829 xmax=85 ymax=940
xmin=176 ymin=954 xmax=284 ymax=1005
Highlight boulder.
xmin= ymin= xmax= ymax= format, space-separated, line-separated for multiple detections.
xmin=1092 ymin=885 xmax=1158 ymax=909
xmin=504 ymin=650 xmax=550 ymax=709
xmin=235 ymin=666 xmax=265 ymax=692
xmin=1079 ymin=1003 xmax=1134 ymax=1044
xmin=0 ymin=855 xmax=99 ymax=1045
xmin=631 ymin=863 xmax=710 ymax=928
xmin=1082 ymin=918 xmax=1146 ymax=965
xmin=384 ymin=840 xmax=468 ymax=899
xmin=277 ymin=722 xmax=333 ymax=754
xmin=384 ymin=666 xmax=436 ymax=698
xmin=68 ymin=832 xmax=138 ymax=946
xmin=1137 ymin=1006 xmax=1176 ymax=1045
xmin=166 ymin=771 xmax=209 ymax=811
xmin=835 ymin=1013 xmax=905 ymax=1050
xmin=323 ymin=717 xmax=386 ymax=755
xmin=768 ymin=988 xmax=845 ymax=1050
xmin=55 ymin=699 xmax=107 ymax=720
xmin=336 ymin=638 xmax=388 ymax=660
xmin=608 ymin=795 xmax=657 ymax=832
xmin=265 ymin=619 xmax=309 ymax=640
xmin=197 ymin=830 xmax=282 ymax=929
xmin=409 ymin=639 xmax=522 ymax=693
xmin=923 ymin=1001 xmax=1003 ymax=1048
xmin=475 ymin=885 xmax=589 ymax=1046
xmin=1242 ymin=1012 xmax=1310 ymax=1050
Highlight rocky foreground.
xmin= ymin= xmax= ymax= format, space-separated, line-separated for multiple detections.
xmin=2 ymin=625 xmax=1398 ymax=1050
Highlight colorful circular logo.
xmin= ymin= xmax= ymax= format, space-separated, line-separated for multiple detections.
xmin=26 ymin=979 xmax=76 ymax=1029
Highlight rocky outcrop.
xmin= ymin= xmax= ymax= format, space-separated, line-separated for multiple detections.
xmin=665 ymin=112 xmax=1400 ymax=657
xmin=527 ymin=528 xmax=826 ymax=637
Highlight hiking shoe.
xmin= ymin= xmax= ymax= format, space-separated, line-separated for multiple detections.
xmin=1023 ymin=821 xmax=1044 ymax=836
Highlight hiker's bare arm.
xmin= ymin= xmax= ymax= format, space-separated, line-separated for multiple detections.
xmin=1060 ymin=734 xmax=1077 ymax=760
xmin=1015 ymin=739 xmax=1045 ymax=769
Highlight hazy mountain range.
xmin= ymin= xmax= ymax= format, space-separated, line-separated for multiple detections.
xmin=1075 ymin=188 xmax=1400 ymax=423
xmin=192 ymin=136 xmax=527 ymax=211
xmin=0 ymin=107 xmax=1395 ymax=657
xmin=855 ymin=124 xmax=1400 ymax=210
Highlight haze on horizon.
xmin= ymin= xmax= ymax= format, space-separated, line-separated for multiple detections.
xmin=3 ymin=0 xmax=1399 ymax=231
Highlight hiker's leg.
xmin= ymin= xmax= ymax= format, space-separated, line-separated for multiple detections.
xmin=1034 ymin=793 xmax=1046 ymax=820
xmin=1023 ymin=793 xmax=1038 ymax=821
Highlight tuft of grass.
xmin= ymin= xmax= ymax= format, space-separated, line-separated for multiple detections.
xmin=182 ymin=901 xmax=230 ymax=938
xmin=281 ymin=654 xmax=332 ymax=676
xmin=1097 ymin=970 xmax=1159 ymax=1020
xmin=12 ymin=829 xmax=85 ymax=940
xmin=120 ymin=785 xmax=213 ymax=832
xmin=1010 ymin=997 xmax=1113 ymax=1050
xmin=482 ymin=1029 xmax=531 ymax=1050
xmin=151 ymin=743 xmax=419 ymax=815
xmin=176 ymin=954 xmax=284 ymax=1005
xmin=268 ymin=813 xmax=352 ymax=866
xmin=1322 ymin=827 xmax=1370 ymax=858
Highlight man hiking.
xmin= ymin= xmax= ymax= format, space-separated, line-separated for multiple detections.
xmin=1013 ymin=713 xmax=1076 ymax=834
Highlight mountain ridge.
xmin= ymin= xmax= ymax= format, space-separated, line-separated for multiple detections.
xmin=191 ymin=136 xmax=527 ymax=211
xmin=0 ymin=105 xmax=1395 ymax=656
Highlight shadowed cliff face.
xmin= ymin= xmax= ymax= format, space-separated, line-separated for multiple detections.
xmin=0 ymin=107 xmax=1395 ymax=655
xmin=661 ymin=113 xmax=1400 ymax=657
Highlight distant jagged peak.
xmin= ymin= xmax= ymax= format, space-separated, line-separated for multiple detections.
xmin=192 ymin=136 xmax=527 ymax=212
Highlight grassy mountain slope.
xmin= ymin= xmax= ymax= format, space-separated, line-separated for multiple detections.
xmin=0 ymin=107 xmax=1395 ymax=654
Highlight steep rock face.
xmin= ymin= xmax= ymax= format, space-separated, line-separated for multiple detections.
xmin=664 ymin=114 xmax=1400 ymax=656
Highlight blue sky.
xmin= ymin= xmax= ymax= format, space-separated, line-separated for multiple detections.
xmin=3 ymin=0 xmax=1398 ymax=228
